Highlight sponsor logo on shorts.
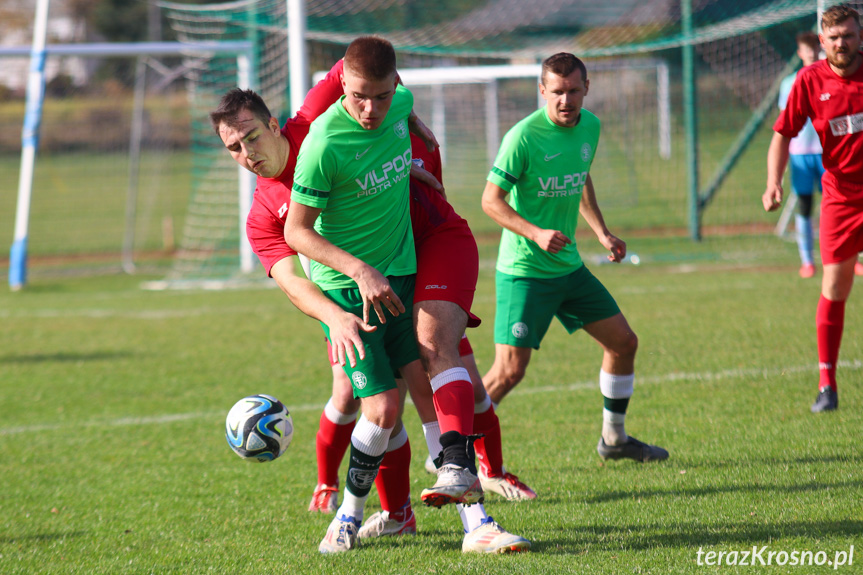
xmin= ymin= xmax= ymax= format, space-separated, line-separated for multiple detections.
xmin=581 ymin=143 xmax=592 ymax=161
xmin=394 ymin=119 xmax=408 ymax=139
xmin=352 ymin=371 xmax=368 ymax=389
xmin=424 ymin=284 xmax=448 ymax=290
xmin=829 ymin=112 xmax=863 ymax=137
xmin=512 ymin=322 xmax=528 ymax=339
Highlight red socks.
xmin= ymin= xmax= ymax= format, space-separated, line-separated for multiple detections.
xmin=316 ymin=412 xmax=355 ymax=486
xmin=473 ymin=405 xmax=504 ymax=477
xmin=432 ymin=379 xmax=474 ymax=435
xmin=375 ymin=440 xmax=412 ymax=515
xmin=816 ymin=295 xmax=845 ymax=392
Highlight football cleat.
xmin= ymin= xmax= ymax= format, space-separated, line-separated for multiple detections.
xmin=357 ymin=510 xmax=417 ymax=539
xmin=462 ymin=517 xmax=531 ymax=554
xmin=597 ymin=436 xmax=669 ymax=462
xmin=811 ymin=387 xmax=838 ymax=413
xmin=318 ymin=515 xmax=360 ymax=554
xmin=308 ymin=484 xmax=339 ymax=513
xmin=421 ymin=464 xmax=484 ymax=507
xmin=855 ymin=262 xmax=863 ymax=276
xmin=799 ymin=263 xmax=816 ymax=278
xmin=479 ymin=469 xmax=537 ymax=501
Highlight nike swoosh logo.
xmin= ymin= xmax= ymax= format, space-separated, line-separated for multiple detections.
xmin=544 ymin=153 xmax=561 ymax=161
xmin=356 ymin=146 xmax=372 ymax=160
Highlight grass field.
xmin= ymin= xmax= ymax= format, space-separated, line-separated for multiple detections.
xmin=2 ymin=246 xmax=861 ymax=574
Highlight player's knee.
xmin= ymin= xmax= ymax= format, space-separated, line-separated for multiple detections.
xmin=611 ymin=330 xmax=638 ymax=359
xmin=417 ymin=341 xmax=459 ymax=374
xmin=501 ymin=361 xmax=527 ymax=387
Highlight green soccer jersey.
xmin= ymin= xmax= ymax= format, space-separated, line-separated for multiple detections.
xmin=487 ymin=107 xmax=600 ymax=278
xmin=291 ymin=84 xmax=416 ymax=290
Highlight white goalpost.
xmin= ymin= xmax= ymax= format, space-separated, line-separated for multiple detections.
xmin=6 ymin=34 xmax=254 ymax=289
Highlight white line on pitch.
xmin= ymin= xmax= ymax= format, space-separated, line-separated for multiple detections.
xmin=1 ymin=360 xmax=859 ymax=436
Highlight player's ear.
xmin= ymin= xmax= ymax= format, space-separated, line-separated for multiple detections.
xmin=584 ymin=78 xmax=590 ymax=96
xmin=268 ymin=117 xmax=280 ymax=132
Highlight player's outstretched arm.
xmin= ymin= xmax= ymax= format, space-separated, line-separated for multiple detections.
xmin=270 ymin=256 xmax=374 ymax=368
xmin=481 ymin=180 xmax=572 ymax=254
xmin=763 ymin=132 xmax=791 ymax=212
xmin=579 ymin=174 xmax=625 ymax=262
xmin=284 ymin=202 xmax=405 ymax=325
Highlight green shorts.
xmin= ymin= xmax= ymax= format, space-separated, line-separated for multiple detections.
xmin=322 ymin=274 xmax=419 ymax=399
xmin=494 ymin=265 xmax=620 ymax=349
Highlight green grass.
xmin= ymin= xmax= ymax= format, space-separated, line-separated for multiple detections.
xmin=2 ymin=254 xmax=861 ymax=574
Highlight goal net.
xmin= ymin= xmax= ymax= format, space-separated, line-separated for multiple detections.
xmin=8 ymin=1 xmax=848 ymax=283
xmin=156 ymin=0 xmax=851 ymax=280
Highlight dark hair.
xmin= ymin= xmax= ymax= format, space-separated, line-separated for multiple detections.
xmin=343 ymin=36 xmax=397 ymax=81
xmin=821 ymin=4 xmax=860 ymax=30
xmin=541 ymin=52 xmax=588 ymax=85
xmin=796 ymin=31 xmax=820 ymax=51
xmin=209 ymin=88 xmax=272 ymax=135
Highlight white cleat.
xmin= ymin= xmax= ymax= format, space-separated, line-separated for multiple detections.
xmin=462 ymin=517 xmax=531 ymax=554
xmin=357 ymin=509 xmax=417 ymax=539
xmin=421 ymin=464 xmax=483 ymax=507
xmin=308 ymin=483 xmax=339 ymax=513
xmin=479 ymin=469 xmax=537 ymax=501
xmin=318 ymin=515 xmax=360 ymax=554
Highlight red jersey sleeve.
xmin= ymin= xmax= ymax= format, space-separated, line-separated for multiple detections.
xmin=245 ymin=184 xmax=297 ymax=277
xmin=294 ymin=60 xmax=345 ymax=123
xmin=773 ymin=69 xmax=813 ymax=139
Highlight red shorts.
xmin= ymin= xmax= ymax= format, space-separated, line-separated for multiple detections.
xmin=819 ymin=173 xmax=863 ymax=265
xmin=415 ymin=220 xmax=481 ymax=327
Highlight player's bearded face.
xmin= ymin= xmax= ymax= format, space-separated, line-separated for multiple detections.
xmin=540 ymin=70 xmax=589 ymax=128
xmin=821 ymin=19 xmax=863 ymax=70
xmin=219 ymin=110 xmax=286 ymax=179
xmin=341 ymin=70 xmax=397 ymax=130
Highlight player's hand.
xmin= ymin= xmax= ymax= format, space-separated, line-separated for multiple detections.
xmin=534 ymin=228 xmax=572 ymax=254
xmin=408 ymin=110 xmax=439 ymax=152
xmin=600 ymin=233 xmax=626 ymax=263
xmin=354 ymin=264 xmax=405 ymax=324
xmin=410 ymin=162 xmax=446 ymax=198
xmin=762 ymin=184 xmax=784 ymax=212
xmin=327 ymin=312 xmax=376 ymax=368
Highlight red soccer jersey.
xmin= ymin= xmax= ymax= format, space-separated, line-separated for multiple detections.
xmin=774 ymin=54 xmax=863 ymax=187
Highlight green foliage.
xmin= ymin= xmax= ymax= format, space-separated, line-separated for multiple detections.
xmin=1 ymin=254 xmax=861 ymax=574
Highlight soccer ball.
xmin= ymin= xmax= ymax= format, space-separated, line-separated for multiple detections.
xmin=225 ymin=394 xmax=293 ymax=462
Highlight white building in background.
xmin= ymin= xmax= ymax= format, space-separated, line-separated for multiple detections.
xmin=0 ymin=2 xmax=88 ymax=92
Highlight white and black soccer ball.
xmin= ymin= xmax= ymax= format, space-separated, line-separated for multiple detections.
xmin=225 ymin=394 xmax=293 ymax=462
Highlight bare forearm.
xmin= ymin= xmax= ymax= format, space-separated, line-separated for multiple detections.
xmin=270 ymin=257 xmax=343 ymax=324
xmin=286 ymin=226 xmax=366 ymax=282
xmin=482 ymin=182 xmax=541 ymax=242
xmin=766 ymin=132 xmax=791 ymax=188
xmin=579 ymin=177 xmax=610 ymax=239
